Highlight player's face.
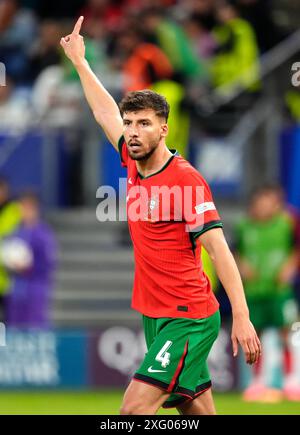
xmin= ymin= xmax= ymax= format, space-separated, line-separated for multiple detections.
xmin=122 ymin=109 xmax=168 ymax=161
xmin=20 ymin=199 xmax=40 ymax=223
xmin=250 ymin=192 xmax=282 ymax=221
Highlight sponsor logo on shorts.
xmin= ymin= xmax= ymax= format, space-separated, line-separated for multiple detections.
xmin=147 ymin=366 xmax=167 ymax=373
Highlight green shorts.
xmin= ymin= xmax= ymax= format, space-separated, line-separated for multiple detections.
xmin=133 ymin=310 xmax=221 ymax=409
xmin=248 ymin=293 xmax=298 ymax=331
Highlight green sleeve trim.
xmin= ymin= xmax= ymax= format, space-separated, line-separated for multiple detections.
xmin=192 ymin=221 xmax=223 ymax=240
xmin=138 ymin=152 xmax=177 ymax=179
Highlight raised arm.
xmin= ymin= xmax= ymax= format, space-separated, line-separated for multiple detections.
xmin=199 ymin=227 xmax=262 ymax=365
xmin=60 ymin=16 xmax=123 ymax=150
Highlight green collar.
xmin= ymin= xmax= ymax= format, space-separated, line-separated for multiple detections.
xmin=138 ymin=150 xmax=179 ymax=179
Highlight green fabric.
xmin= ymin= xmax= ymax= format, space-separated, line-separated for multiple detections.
xmin=156 ymin=20 xmax=207 ymax=79
xmin=201 ymin=247 xmax=218 ymax=292
xmin=211 ymin=17 xmax=260 ymax=94
xmin=151 ymin=80 xmax=190 ymax=158
xmin=0 ymin=202 xmax=21 ymax=295
xmin=136 ymin=310 xmax=220 ymax=407
xmin=235 ymin=212 xmax=294 ymax=299
xmin=0 ymin=202 xmax=21 ymax=237
xmin=248 ymin=294 xmax=298 ymax=330
xmin=193 ymin=221 xmax=223 ymax=239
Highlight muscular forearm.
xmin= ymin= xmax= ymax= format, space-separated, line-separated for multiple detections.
xmin=201 ymin=230 xmax=249 ymax=318
xmin=277 ymin=251 xmax=298 ymax=284
xmin=75 ymin=60 xmax=118 ymax=120
xmin=213 ymin=241 xmax=249 ymax=318
xmin=75 ymin=59 xmax=122 ymax=146
xmin=200 ymin=228 xmax=261 ymax=364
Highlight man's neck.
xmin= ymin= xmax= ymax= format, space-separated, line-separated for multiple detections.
xmin=136 ymin=143 xmax=173 ymax=178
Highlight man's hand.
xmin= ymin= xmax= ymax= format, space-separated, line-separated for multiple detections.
xmin=58 ymin=15 xmax=122 ymax=149
xmin=60 ymin=16 xmax=85 ymax=66
xmin=277 ymin=254 xmax=297 ymax=286
xmin=237 ymin=257 xmax=257 ymax=281
xmin=231 ymin=315 xmax=261 ymax=365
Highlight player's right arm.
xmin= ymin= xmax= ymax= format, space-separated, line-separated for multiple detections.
xmin=60 ymin=16 xmax=123 ymax=150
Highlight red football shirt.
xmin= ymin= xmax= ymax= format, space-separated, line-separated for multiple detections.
xmin=118 ymin=137 xmax=223 ymax=319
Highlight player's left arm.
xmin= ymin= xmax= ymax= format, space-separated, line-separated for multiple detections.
xmin=199 ymin=227 xmax=262 ymax=365
xmin=277 ymin=251 xmax=298 ymax=285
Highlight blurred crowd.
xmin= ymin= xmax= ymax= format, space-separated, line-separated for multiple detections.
xmin=203 ymin=183 xmax=300 ymax=400
xmin=0 ymin=0 xmax=287 ymax=133
xmin=0 ymin=1 xmax=300 ymax=398
xmin=0 ymin=177 xmax=57 ymax=329
xmin=221 ymin=184 xmax=300 ymax=401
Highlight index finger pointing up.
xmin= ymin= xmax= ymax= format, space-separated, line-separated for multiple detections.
xmin=72 ymin=16 xmax=84 ymax=35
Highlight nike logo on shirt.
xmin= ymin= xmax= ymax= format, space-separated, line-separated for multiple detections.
xmin=147 ymin=366 xmax=167 ymax=373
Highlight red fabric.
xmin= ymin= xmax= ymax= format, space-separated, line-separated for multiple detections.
xmin=168 ymin=340 xmax=189 ymax=393
xmin=284 ymin=348 xmax=292 ymax=375
xmin=120 ymin=139 xmax=221 ymax=319
xmin=81 ymin=4 xmax=124 ymax=32
xmin=253 ymin=354 xmax=262 ymax=376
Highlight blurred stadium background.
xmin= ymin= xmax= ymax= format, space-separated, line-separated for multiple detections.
xmin=0 ymin=0 xmax=300 ymax=414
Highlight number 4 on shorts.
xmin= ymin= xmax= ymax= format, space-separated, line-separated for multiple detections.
xmin=155 ymin=340 xmax=173 ymax=368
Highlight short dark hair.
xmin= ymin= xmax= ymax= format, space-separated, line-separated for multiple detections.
xmin=119 ymin=90 xmax=170 ymax=122
xmin=249 ymin=183 xmax=285 ymax=202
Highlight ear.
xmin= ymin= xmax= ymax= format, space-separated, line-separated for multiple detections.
xmin=160 ymin=123 xmax=168 ymax=138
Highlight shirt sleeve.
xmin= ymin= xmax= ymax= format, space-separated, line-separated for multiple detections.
xmin=118 ymin=135 xmax=129 ymax=168
xmin=181 ymin=170 xmax=223 ymax=239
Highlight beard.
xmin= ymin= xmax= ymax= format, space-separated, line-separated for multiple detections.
xmin=127 ymin=137 xmax=159 ymax=161
xmin=128 ymin=146 xmax=157 ymax=161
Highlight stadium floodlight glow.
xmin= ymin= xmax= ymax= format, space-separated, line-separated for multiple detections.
xmin=291 ymin=62 xmax=300 ymax=87
xmin=0 ymin=323 xmax=6 ymax=346
xmin=0 ymin=63 xmax=6 ymax=87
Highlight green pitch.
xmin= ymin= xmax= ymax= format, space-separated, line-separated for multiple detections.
xmin=0 ymin=390 xmax=298 ymax=414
